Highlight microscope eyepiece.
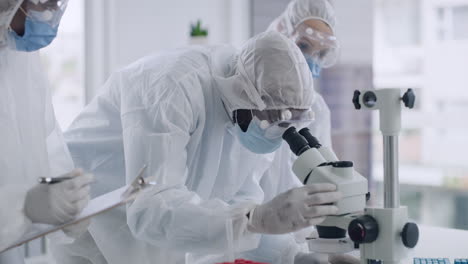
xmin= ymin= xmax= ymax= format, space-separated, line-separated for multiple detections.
xmin=282 ymin=127 xmax=310 ymax=156
xmin=299 ymin=127 xmax=322 ymax=149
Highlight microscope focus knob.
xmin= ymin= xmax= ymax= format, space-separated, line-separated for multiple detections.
xmin=352 ymin=90 xmax=361 ymax=110
xmin=348 ymin=215 xmax=379 ymax=244
xmin=402 ymin=88 xmax=416 ymax=109
xmin=401 ymin=222 xmax=419 ymax=248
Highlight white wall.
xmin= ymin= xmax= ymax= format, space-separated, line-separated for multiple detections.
xmin=85 ymin=0 xmax=373 ymax=99
xmin=85 ymin=0 xmax=251 ymax=100
xmin=109 ymin=0 xmax=231 ymax=69
xmin=334 ymin=0 xmax=374 ymax=65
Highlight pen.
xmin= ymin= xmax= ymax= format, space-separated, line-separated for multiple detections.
xmin=38 ymin=176 xmax=73 ymax=184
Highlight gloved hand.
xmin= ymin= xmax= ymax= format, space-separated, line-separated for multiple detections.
xmin=247 ymin=183 xmax=341 ymax=234
xmin=63 ymin=219 xmax=91 ymax=239
xmin=295 ymin=253 xmax=360 ymax=264
xmin=24 ymin=169 xmax=93 ymax=225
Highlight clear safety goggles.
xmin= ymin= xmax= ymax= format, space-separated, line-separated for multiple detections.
xmin=292 ymin=23 xmax=340 ymax=68
xmin=20 ymin=0 xmax=68 ymax=27
xmin=234 ymin=108 xmax=315 ymax=139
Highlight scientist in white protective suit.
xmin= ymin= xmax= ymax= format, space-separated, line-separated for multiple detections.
xmin=51 ymin=31 xmax=355 ymax=264
xmin=242 ymin=1 xmax=360 ymax=263
xmin=269 ymin=0 xmax=340 ymax=148
xmin=0 ymin=0 xmax=93 ymax=263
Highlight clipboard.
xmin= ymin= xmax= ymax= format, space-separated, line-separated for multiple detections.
xmin=1 ymin=165 xmax=153 ymax=253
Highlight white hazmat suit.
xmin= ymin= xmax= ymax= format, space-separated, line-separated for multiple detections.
xmin=0 ymin=0 xmax=91 ymax=262
xmin=0 ymin=47 xmax=74 ymax=264
xmin=52 ymin=32 xmax=337 ymax=264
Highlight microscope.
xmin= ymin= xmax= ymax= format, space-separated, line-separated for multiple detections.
xmin=282 ymin=88 xmax=419 ymax=264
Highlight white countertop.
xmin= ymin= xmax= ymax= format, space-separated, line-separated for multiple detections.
xmin=409 ymin=225 xmax=468 ymax=259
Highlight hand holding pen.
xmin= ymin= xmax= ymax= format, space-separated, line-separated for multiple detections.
xmin=24 ymin=169 xmax=94 ymax=226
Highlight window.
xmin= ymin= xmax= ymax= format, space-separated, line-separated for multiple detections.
xmin=378 ymin=0 xmax=421 ymax=47
xmin=453 ymin=6 xmax=468 ymax=40
xmin=374 ymin=0 xmax=468 ymax=230
xmin=41 ymin=0 xmax=84 ymax=130
xmin=437 ymin=5 xmax=468 ymax=41
xmin=374 ymin=0 xmax=423 ymax=79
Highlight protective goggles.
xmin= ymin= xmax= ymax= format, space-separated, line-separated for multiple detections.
xmin=234 ymin=108 xmax=315 ymax=138
xmin=21 ymin=0 xmax=68 ymax=27
xmin=292 ymin=23 xmax=339 ymax=68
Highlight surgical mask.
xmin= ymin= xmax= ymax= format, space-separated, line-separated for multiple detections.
xmin=305 ymin=55 xmax=322 ymax=78
xmin=235 ymin=118 xmax=283 ymax=154
xmin=8 ymin=12 xmax=58 ymax=52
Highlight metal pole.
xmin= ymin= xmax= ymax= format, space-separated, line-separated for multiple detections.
xmin=383 ymin=135 xmax=400 ymax=208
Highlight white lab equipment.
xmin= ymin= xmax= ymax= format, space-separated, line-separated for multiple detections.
xmin=351 ymin=88 xmax=419 ymax=264
xmin=282 ymin=126 xmax=368 ymax=254
xmin=281 ymin=88 xmax=419 ymax=263
xmin=284 ymin=127 xmax=368 ymax=216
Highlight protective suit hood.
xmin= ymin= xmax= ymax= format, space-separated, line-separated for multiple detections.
xmin=0 ymin=0 xmax=22 ymax=49
xmin=268 ymin=0 xmax=336 ymax=37
xmin=212 ymin=31 xmax=316 ymax=115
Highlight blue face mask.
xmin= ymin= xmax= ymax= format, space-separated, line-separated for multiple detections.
xmin=9 ymin=17 xmax=58 ymax=52
xmin=235 ymin=119 xmax=283 ymax=154
xmin=305 ymin=55 xmax=322 ymax=78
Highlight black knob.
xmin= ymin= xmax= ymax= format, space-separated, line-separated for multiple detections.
xmin=348 ymin=215 xmax=379 ymax=244
xmin=366 ymin=192 xmax=371 ymax=202
xmin=330 ymin=161 xmax=354 ymax=168
xmin=363 ymin=91 xmax=377 ymax=108
xmin=353 ymin=90 xmax=361 ymax=110
xmin=402 ymin=88 xmax=416 ymax=109
xmin=401 ymin=222 xmax=419 ymax=248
